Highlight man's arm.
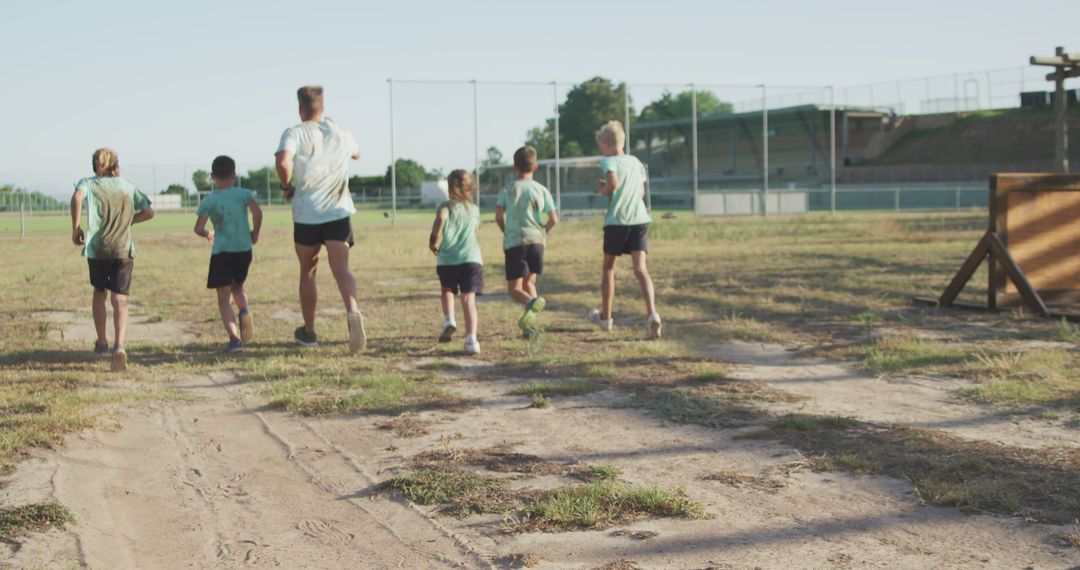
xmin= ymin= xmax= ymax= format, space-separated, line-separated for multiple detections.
xmin=495 ymin=205 xmax=506 ymax=233
xmin=133 ymin=206 xmax=155 ymax=224
xmin=275 ymin=150 xmax=295 ymax=200
xmin=595 ymin=171 xmax=618 ymax=197
xmin=70 ymin=187 xmax=85 ymax=245
xmin=194 ymin=215 xmax=213 ymax=243
xmin=248 ymin=199 xmax=263 ymax=245
xmin=429 ymin=206 xmax=448 ymax=254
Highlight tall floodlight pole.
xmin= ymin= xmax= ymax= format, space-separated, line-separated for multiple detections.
xmin=829 ymin=85 xmax=837 ymax=214
xmin=761 ymin=84 xmax=768 ymax=216
xmin=691 ymin=84 xmax=699 ymax=215
xmin=624 ymin=85 xmax=631 ymax=154
xmin=473 ymin=80 xmax=480 ymax=207
xmin=1030 ymin=46 xmax=1079 ymax=173
xmin=553 ymin=81 xmax=561 ymax=210
xmin=388 ymin=79 xmax=397 ymax=225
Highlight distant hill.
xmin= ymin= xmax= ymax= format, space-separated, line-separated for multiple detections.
xmin=863 ymin=107 xmax=1080 ymax=166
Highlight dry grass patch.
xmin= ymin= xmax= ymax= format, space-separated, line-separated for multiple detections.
xmin=497 ymin=552 xmax=545 ymax=568
xmin=376 ymin=414 xmax=431 ymax=438
xmin=701 ymin=470 xmax=788 ymax=493
xmin=413 ymin=446 xmax=571 ymax=477
xmin=594 ymin=559 xmax=643 ymax=570
xmin=0 ymin=502 xmax=75 ymax=539
xmin=510 ymin=380 xmax=600 ymax=397
xmin=965 ymin=348 xmax=1080 ymax=408
xmin=266 ymin=370 xmax=473 ymax=416
xmin=748 ymin=414 xmax=1080 ymax=523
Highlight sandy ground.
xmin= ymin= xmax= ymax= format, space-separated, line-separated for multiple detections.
xmin=3 ymin=328 xmax=1080 ymax=568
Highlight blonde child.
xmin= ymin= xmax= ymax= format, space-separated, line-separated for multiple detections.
xmin=70 ymin=148 xmax=156 ymax=371
xmin=194 ymin=156 xmax=263 ymax=353
xmin=589 ymin=120 xmax=662 ymax=339
xmin=429 ymin=170 xmax=483 ymax=355
xmin=495 ymin=146 xmax=559 ymax=339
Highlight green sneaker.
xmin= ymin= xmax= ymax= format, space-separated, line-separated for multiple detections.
xmin=294 ymin=326 xmax=318 ymax=347
xmin=518 ymin=296 xmax=546 ymax=332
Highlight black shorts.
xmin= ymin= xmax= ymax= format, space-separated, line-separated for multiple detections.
xmin=504 ymin=244 xmax=544 ymax=281
xmin=603 ymin=224 xmax=649 ymax=256
xmin=437 ymin=263 xmax=484 ymax=295
xmin=88 ymin=258 xmax=133 ymax=295
xmin=207 ymin=250 xmax=253 ymax=289
xmin=294 ymin=217 xmax=355 ymax=248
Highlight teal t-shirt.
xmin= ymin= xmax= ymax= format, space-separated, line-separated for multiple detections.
xmin=495 ymin=179 xmax=556 ymax=250
xmin=436 ymin=200 xmax=483 ymax=266
xmin=75 ymin=176 xmax=151 ymax=259
xmin=196 ymin=187 xmax=256 ymax=254
xmin=599 ymin=155 xmax=652 ymax=227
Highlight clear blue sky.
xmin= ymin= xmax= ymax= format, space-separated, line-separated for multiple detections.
xmin=2 ymin=0 xmax=1078 ymax=197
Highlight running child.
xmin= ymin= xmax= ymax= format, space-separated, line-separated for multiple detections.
xmin=70 ymin=148 xmax=156 ymax=371
xmin=194 ymin=155 xmax=263 ymax=352
xmin=429 ymin=170 xmax=483 ymax=355
xmin=588 ymin=120 xmax=662 ymax=339
xmin=495 ymin=145 xmax=559 ymax=338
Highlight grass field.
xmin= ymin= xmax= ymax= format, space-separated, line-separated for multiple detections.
xmin=3 ymin=208 xmax=1080 ymax=553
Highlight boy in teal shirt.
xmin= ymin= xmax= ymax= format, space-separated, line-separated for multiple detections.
xmin=429 ymin=170 xmax=483 ymax=355
xmin=71 ymin=148 xmax=155 ymax=372
xmin=194 ymin=156 xmax=263 ymax=352
xmin=588 ymin=121 xmax=662 ymax=340
xmin=495 ymin=146 xmax=559 ymax=338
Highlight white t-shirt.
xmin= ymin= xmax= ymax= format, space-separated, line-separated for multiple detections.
xmin=277 ymin=118 xmax=359 ymax=224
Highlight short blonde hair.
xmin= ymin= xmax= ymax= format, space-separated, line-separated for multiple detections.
xmin=297 ymin=85 xmax=324 ymax=115
xmin=596 ymin=120 xmax=625 ymax=149
xmin=92 ymin=148 xmax=120 ymax=177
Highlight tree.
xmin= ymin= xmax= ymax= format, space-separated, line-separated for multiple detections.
xmin=192 ymin=170 xmax=211 ymax=193
xmin=384 ymin=158 xmax=427 ymax=189
xmin=523 ymin=77 xmax=631 ymax=157
xmin=160 ymin=184 xmax=188 ymax=197
xmin=238 ymin=167 xmax=281 ymax=198
xmin=639 ymin=89 xmax=731 ymax=122
xmin=482 ymin=146 xmax=504 ymax=168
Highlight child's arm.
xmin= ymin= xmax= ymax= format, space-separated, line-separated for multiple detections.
xmin=70 ymin=187 xmax=85 ymax=246
xmin=595 ymin=171 xmax=618 ymax=197
xmin=545 ymin=209 xmax=560 ymax=232
xmin=132 ymin=206 xmax=155 ymax=224
xmin=248 ymin=199 xmax=263 ymax=245
xmin=429 ymin=206 xmax=448 ymax=255
xmin=193 ymin=215 xmax=214 ymax=244
xmin=495 ymin=205 xmax=506 ymax=234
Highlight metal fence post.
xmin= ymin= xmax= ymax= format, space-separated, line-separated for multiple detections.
xmin=624 ymin=86 xmax=631 ymax=154
xmin=691 ymin=84 xmax=699 ymax=216
xmin=19 ymin=201 xmax=25 ymax=237
xmin=829 ymin=85 xmax=837 ymax=214
xmin=473 ymin=79 xmax=480 ymax=208
xmin=761 ymin=84 xmax=768 ymax=216
xmin=553 ymin=81 xmax=561 ymax=210
xmin=955 ymin=186 xmax=961 ymax=210
xmin=388 ymin=78 xmax=397 ymax=226
xmin=895 ymin=187 xmax=900 ymax=212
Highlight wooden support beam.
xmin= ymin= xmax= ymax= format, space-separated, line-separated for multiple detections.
xmin=939 ymin=231 xmax=991 ymax=307
xmin=985 ymin=232 xmax=1051 ymax=316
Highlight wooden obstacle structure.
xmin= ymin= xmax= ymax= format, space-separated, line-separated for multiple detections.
xmin=916 ymin=173 xmax=1080 ymax=321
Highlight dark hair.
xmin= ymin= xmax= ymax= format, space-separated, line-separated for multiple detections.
xmin=297 ymin=85 xmax=324 ymax=115
xmin=513 ymin=145 xmax=538 ymax=173
xmin=211 ymin=155 xmax=236 ymax=178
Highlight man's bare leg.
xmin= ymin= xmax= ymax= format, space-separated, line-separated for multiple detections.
xmin=325 ymin=240 xmax=365 ymax=352
xmin=295 ymin=243 xmax=321 ymax=334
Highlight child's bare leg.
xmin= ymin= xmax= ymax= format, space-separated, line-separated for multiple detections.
xmin=524 ymin=274 xmax=539 ymax=299
xmin=506 ymin=278 xmax=533 ymax=306
xmin=630 ymin=251 xmax=657 ymax=316
xmin=217 ymin=287 xmax=240 ymax=340
xmin=92 ymin=290 xmax=108 ymax=345
xmin=111 ymin=292 xmax=128 ymax=348
xmin=601 ymin=255 xmax=617 ymax=320
xmin=441 ymin=289 xmax=456 ymax=322
xmin=325 ymin=241 xmax=359 ymax=313
xmin=295 ymin=243 xmax=320 ymax=333
xmin=231 ymin=283 xmax=249 ymax=313
xmin=461 ymin=292 xmax=478 ymax=337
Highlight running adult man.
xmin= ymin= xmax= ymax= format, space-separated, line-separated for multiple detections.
xmin=275 ymin=85 xmax=366 ymax=352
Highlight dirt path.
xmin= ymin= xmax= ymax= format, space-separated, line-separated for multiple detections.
xmin=711 ymin=340 xmax=1080 ymax=449
xmin=3 ymin=372 xmax=490 ymax=569
xmin=4 ymin=348 xmax=1080 ymax=569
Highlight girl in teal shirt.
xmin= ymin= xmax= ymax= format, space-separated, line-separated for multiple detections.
xmin=429 ymin=170 xmax=484 ymax=355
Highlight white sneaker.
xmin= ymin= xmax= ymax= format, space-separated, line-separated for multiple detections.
xmin=347 ymin=310 xmax=367 ymax=354
xmin=647 ymin=313 xmax=663 ymax=340
xmin=587 ymin=309 xmax=613 ymax=332
xmin=464 ymin=337 xmax=481 ymax=355
xmin=439 ymin=322 xmax=457 ymax=343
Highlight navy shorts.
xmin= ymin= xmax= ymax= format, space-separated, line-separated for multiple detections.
xmin=504 ymin=244 xmax=544 ymax=281
xmin=437 ymin=263 xmax=484 ymax=295
xmin=88 ymin=258 xmax=133 ymax=295
xmin=603 ymin=224 xmax=649 ymax=256
xmin=294 ymin=217 xmax=354 ymax=248
xmin=207 ymin=250 xmax=253 ymax=289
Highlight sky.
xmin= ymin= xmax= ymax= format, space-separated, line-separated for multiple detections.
xmin=2 ymin=0 xmax=1079 ymax=197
